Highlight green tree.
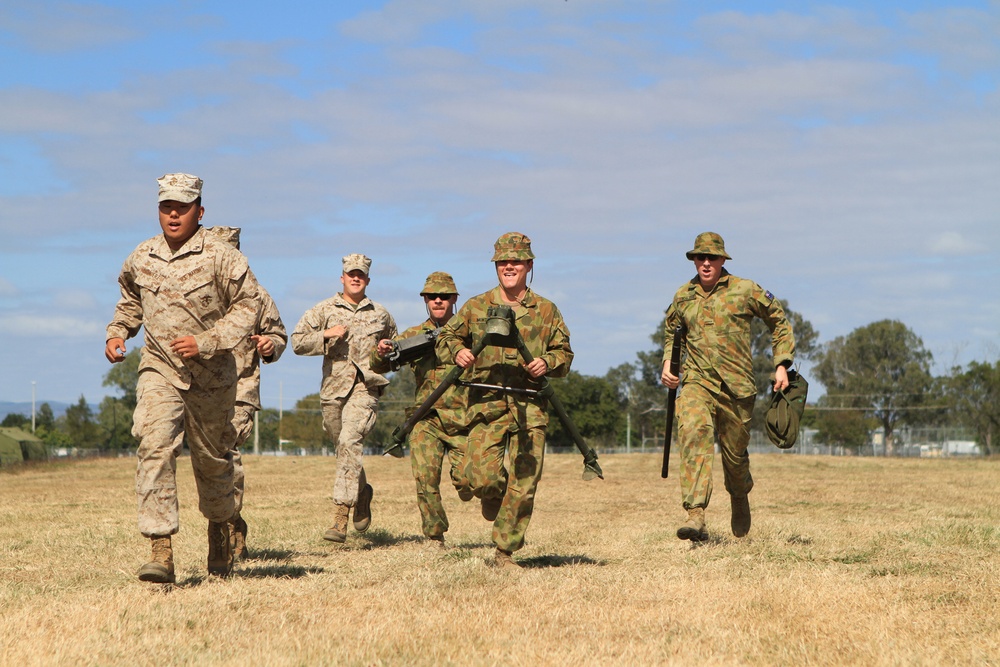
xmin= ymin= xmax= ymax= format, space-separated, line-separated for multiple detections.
xmin=369 ymin=368 xmax=417 ymax=451
xmin=947 ymin=360 xmax=1000 ymax=455
xmin=36 ymin=403 xmax=55 ymax=431
xmin=62 ymin=395 xmax=102 ymax=449
xmin=546 ymin=371 xmax=624 ymax=449
xmin=279 ymin=393 xmax=327 ymax=452
xmin=1 ymin=413 xmax=30 ymax=429
xmin=812 ymin=395 xmax=875 ymax=450
xmin=97 ymin=396 xmax=134 ymax=450
xmin=813 ymin=320 xmax=934 ymax=455
xmin=102 ymin=347 xmax=140 ymax=410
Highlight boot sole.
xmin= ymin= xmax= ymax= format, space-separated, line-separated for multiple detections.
xmin=353 ymin=484 xmax=373 ymax=533
xmin=323 ymin=530 xmax=347 ymax=543
xmin=138 ymin=565 xmax=175 ymax=584
xmin=677 ymin=527 xmax=709 ymax=542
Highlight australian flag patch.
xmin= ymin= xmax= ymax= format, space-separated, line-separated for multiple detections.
xmin=765 ymin=290 xmax=774 ymax=301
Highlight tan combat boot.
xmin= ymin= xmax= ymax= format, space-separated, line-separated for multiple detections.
xmin=323 ymin=503 xmax=350 ymax=543
xmin=138 ymin=536 xmax=175 ymax=583
xmin=730 ymin=494 xmax=751 ymax=538
xmin=492 ymin=547 xmax=521 ymax=569
xmin=353 ymin=484 xmax=373 ymax=533
xmin=207 ymin=520 xmax=235 ymax=577
xmin=233 ymin=515 xmax=249 ymax=560
xmin=677 ymin=507 xmax=709 ymax=542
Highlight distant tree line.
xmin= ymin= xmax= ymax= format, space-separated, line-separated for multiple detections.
xmin=7 ymin=311 xmax=997 ymax=456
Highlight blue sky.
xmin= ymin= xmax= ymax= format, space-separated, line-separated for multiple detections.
xmin=1 ymin=0 xmax=998 ymax=410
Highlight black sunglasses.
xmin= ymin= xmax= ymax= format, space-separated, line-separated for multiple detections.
xmin=425 ymin=294 xmax=454 ymax=301
xmin=693 ymin=254 xmax=721 ymax=262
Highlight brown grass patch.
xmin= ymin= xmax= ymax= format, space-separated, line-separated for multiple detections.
xmin=1 ymin=452 xmax=998 ymax=666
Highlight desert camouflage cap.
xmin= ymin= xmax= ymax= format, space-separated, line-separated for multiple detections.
xmin=343 ymin=253 xmax=372 ymax=275
xmin=420 ymin=271 xmax=458 ymax=296
xmin=685 ymin=231 xmax=732 ymax=260
xmin=209 ymin=226 xmax=241 ymax=250
xmin=157 ymin=173 xmax=203 ymax=203
xmin=491 ymin=232 xmax=535 ymax=262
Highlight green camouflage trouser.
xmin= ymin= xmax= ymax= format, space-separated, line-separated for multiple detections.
xmin=409 ymin=413 xmax=468 ymax=538
xmin=676 ymin=382 xmax=755 ymax=510
xmin=463 ymin=416 xmax=545 ymax=553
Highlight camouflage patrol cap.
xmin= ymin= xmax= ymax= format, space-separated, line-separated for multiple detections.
xmin=420 ymin=271 xmax=458 ymax=296
xmin=685 ymin=232 xmax=732 ymax=260
xmin=343 ymin=253 xmax=372 ymax=275
xmin=157 ymin=173 xmax=203 ymax=203
xmin=491 ymin=232 xmax=535 ymax=262
xmin=209 ymin=226 xmax=241 ymax=250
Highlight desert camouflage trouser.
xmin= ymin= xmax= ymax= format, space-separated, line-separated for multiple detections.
xmin=676 ymin=382 xmax=755 ymax=510
xmin=231 ymin=404 xmax=256 ymax=517
xmin=323 ymin=381 xmax=379 ymax=506
xmin=132 ymin=371 xmax=238 ymax=537
xmin=464 ymin=415 xmax=545 ymax=553
xmin=409 ymin=413 xmax=469 ymax=538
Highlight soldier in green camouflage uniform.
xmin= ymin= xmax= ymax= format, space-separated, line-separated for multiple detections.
xmin=292 ymin=254 xmax=397 ymax=543
xmin=208 ymin=226 xmax=287 ymax=560
xmin=437 ymin=233 xmax=573 ymax=568
xmin=370 ymin=272 xmax=469 ymax=549
xmin=661 ymin=232 xmax=795 ymax=541
xmin=105 ymin=174 xmax=261 ymax=583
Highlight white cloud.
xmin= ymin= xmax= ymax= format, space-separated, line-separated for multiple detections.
xmin=0 ymin=313 xmax=104 ymax=338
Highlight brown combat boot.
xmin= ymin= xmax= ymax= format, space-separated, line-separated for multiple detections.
xmin=492 ymin=547 xmax=521 ymax=569
xmin=730 ymin=494 xmax=751 ymax=538
xmin=323 ymin=503 xmax=350 ymax=543
xmin=677 ymin=507 xmax=709 ymax=542
xmin=481 ymin=495 xmax=502 ymax=521
xmin=425 ymin=535 xmax=446 ymax=551
xmin=207 ymin=520 xmax=235 ymax=577
xmin=353 ymin=484 xmax=373 ymax=533
xmin=138 ymin=536 xmax=175 ymax=583
xmin=232 ymin=515 xmax=249 ymax=560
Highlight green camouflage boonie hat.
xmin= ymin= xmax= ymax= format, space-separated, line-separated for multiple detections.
xmin=491 ymin=232 xmax=535 ymax=262
xmin=157 ymin=173 xmax=203 ymax=203
xmin=420 ymin=271 xmax=458 ymax=296
xmin=343 ymin=253 xmax=372 ymax=275
xmin=208 ymin=226 xmax=241 ymax=250
xmin=685 ymin=232 xmax=732 ymax=260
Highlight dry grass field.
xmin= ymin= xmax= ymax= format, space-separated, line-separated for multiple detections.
xmin=1 ymin=451 xmax=998 ymax=666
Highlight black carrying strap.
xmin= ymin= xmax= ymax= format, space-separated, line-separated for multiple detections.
xmin=765 ymin=369 xmax=809 ymax=449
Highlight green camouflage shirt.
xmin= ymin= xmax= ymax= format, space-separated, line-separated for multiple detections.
xmin=663 ymin=270 xmax=794 ymax=399
xmin=437 ymin=286 xmax=572 ymax=427
xmin=370 ymin=318 xmax=467 ymax=433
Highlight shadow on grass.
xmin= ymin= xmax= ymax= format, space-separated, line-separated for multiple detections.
xmin=237 ymin=563 xmax=325 ymax=579
xmin=243 ymin=548 xmax=295 ymax=561
xmin=352 ymin=528 xmax=424 ymax=550
xmin=518 ymin=553 xmax=604 ymax=568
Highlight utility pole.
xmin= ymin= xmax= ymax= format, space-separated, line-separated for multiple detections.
xmin=31 ymin=381 xmax=36 ymax=433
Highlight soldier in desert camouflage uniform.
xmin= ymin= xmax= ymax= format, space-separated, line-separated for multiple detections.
xmin=437 ymin=233 xmax=573 ymax=568
xmin=208 ymin=226 xmax=287 ymax=560
xmin=661 ymin=232 xmax=795 ymax=541
xmin=370 ymin=272 xmax=470 ymax=549
xmin=292 ymin=254 xmax=396 ymax=543
xmin=105 ymin=174 xmax=261 ymax=583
